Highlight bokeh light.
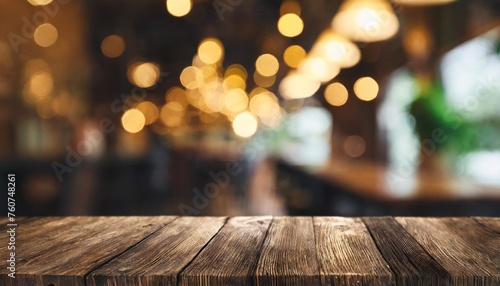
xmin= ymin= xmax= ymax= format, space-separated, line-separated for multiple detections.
xmin=298 ymin=57 xmax=340 ymax=83
xmin=29 ymin=72 xmax=54 ymax=98
xmin=344 ymin=135 xmax=366 ymax=157
xmin=223 ymin=74 xmax=246 ymax=90
xmin=160 ymin=102 xmax=185 ymax=127
xmin=255 ymin=54 xmax=279 ymax=77
xmin=279 ymin=72 xmax=321 ymax=99
xmin=34 ymin=23 xmax=58 ymax=48
xmin=253 ymin=71 xmax=276 ymax=88
xmin=122 ymin=109 xmax=146 ymax=133
xmin=129 ymin=62 xmax=160 ymax=88
xmin=249 ymin=90 xmax=280 ymax=119
xmin=166 ymin=0 xmax=192 ymax=17
xmin=136 ymin=101 xmax=159 ymax=125
xmin=224 ymin=88 xmax=249 ymax=113
xmin=180 ymin=66 xmax=203 ymax=89
xmin=278 ymin=13 xmax=304 ymax=38
xmin=224 ymin=64 xmax=248 ymax=81
xmin=232 ymin=112 xmax=258 ymax=138
xmin=27 ymin=0 xmax=53 ymax=6
xmin=354 ymin=76 xmax=379 ymax=101
xmin=166 ymin=86 xmax=189 ymax=108
xmin=101 ymin=35 xmax=125 ymax=58
xmin=283 ymin=45 xmax=306 ymax=68
xmin=310 ymin=30 xmax=361 ymax=68
xmin=324 ymin=82 xmax=348 ymax=106
xmin=198 ymin=38 xmax=224 ymax=65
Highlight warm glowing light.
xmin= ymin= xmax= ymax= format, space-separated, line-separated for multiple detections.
xmin=166 ymin=0 xmax=192 ymax=17
xmin=310 ymin=30 xmax=361 ymax=68
xmin=36 ymin=97 xmax=54 ymax=119
xmin=29 ymin=72 xmax=53 ymax=98
xmin=253 ymin=72 xmax=276 ymax=88
xmin=129 ymin=62 xmax=160 ymax=88
xmin=136 ymin=101 xmax=159 ymax=125
xmin=232 ymin=112 xmax=258 ymax=138
xmin=224 ymin=64 xmax=248 ymax=81
xmin=180 ymin=66 xmax=203 ymax=89
xmin=101 ymin=35 xmax=125 ymax=58
xmin=223 ymin=74 xmax=246 ymax=90
xmin=224 ymin=88 xmax=248 ymax=113
xmin=249 ymin=90 xmax=280 ymax=119
xmin=298 ymin=57 xmax=340 ymax=83
xmin=24 ymin=59 xmax=50 ymax=77
xmin=278 ymin=13 xmax=304 ymax=38
xmin=283 ymin=45 xmax=306 ymax=68
xmin=403 ymin=26 xmax=432 ymax=58
xmin=354 ymin=76 xmax=379 ymax=101
xmin=332 ymin=0 xmax=399 ymax=42
xmin=166 ymin=86 xmax=189 ymax=108
xmin=27 ymin=0 xmax=53 ymax=6
xmin=122 ymin=109 xmax=146 ymax=133
xmin=279 ymin=72 xmax=321 ymax=99
xmin=255 ymin=54 xmax=279 ymax=77
xmin=202 ymin=81 xmax=225 ymax=112
xmin=198 ymin=112 xmax=218 ymax=124
xmin=160 ymin=102 xmax=184 ymax=127
xmin=34 ymin=23 xmax=58 ymax=47
xmin=200 ymin=66 xmax=219 ymax=84
xmin=280 ymin=0 xmax=301 ymax=16
xmin=344 ymin=135 xmax=366 ymax=157
xmin=198 ymin=38 xmax=224 ymax=65
xmin=325 ymin=82 xmax=348 ymax=106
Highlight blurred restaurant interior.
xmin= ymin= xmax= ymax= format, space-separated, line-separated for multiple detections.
xmin=1 ymin=0 xmax=500 ymax=216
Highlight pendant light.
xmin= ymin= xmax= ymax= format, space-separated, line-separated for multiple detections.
xmin=332 ymin=0 xmax=399 ymax=42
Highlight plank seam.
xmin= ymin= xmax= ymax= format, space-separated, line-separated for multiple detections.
xmin=250 ymin=216 xmax=274 ymax=286
xmin=361 ymin=217 xmax=399 ymax=284
xmin=391 ymin=217 xmax=453 ymax=282
xmin=82 ymin=216 xmax=180 ymax=285
xmin=176 ymin=216 xmax=230 ymax=286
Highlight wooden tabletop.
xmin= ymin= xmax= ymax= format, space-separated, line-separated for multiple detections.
xmin=1 ymin=216 xmax=499 ymax=285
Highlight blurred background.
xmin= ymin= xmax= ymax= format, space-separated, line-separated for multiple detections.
xmin=1 ymin=0 xmax=500 ymax=216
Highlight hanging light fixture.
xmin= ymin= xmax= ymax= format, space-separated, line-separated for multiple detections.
xmin=309 ymin=30 xmax=361 ymax=68
xmin=332 ymin=0 xmax=399 ymax=42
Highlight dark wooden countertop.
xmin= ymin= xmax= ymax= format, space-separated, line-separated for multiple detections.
xmin=1 ymin=216 xmax=499 ymax=285
xmin=300 ymin=159 xmax=500 ymax=201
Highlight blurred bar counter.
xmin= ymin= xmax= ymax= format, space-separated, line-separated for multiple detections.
xmin=276 ymin=158 xmax=500 ymax=216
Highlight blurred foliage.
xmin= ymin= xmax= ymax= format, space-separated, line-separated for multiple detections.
xmin=408 ymin=80 xmax=478 ymax=154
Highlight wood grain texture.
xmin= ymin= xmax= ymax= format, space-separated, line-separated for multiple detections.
xmin=0 ymin=216 xmax=175 ymax=286
xmin=0 ymin=217 xmax=28 ymax=231
xmin=180 ymin=216 xmax=272 ymax=286
xmin=256 ymin=216 xmax=320 ymax=286
xmin=363 ymin=217 xmax=450 ymax=285
xmin=314 ymin=217 xmax=393 ymax=286
xmin=87 ymin=216 xmax=227 ymax=286
xmin=396 ymin=217 xmax=500 ymax=285
xmin=474 ymin=217 xmax=500 ymax=234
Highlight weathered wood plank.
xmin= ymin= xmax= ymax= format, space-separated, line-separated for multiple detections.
xmin=363 ymin=217 xmax=450 ymax=285
xmin=396 ymin=217 xmax=500 ymax=285
xmin=87 ymin=216 xmax=227 ymax=286
xmin=314 ymin=217 xmax=394 ymax=286
xmin=0 ymin=217 xmax=29 ymax=231
xmin=0 ymin=216 xmax=175 ymax=286
xmin=256 ymin=216 xmax=320 ymax=285
xmin=473 ymin=217 xmax=500 ymax=234
xmin=180 ymin=216 xmax=272 ymax=286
